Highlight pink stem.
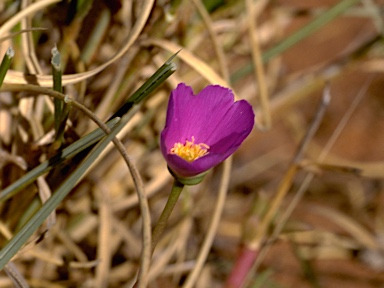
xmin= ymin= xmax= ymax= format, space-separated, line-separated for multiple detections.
xmin=225 ymin=246 xmax=259 ymax=288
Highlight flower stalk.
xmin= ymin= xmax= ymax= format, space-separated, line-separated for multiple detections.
xmin=155 ymin=83 xmax=254 ymax=255
xmin=51 ymin=46 xmax=70 ymax=145
xmin=151 ymin=179 xmax=184 ymax=254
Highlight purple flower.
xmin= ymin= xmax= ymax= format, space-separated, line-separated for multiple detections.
xmin=160 ymin=83 xmax=255 ymax=179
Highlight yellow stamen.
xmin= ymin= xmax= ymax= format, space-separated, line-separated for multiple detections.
xmin=170 ymin=136 xmax=210 ymax=162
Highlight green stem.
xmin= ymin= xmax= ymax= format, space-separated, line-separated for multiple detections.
xmin=151 ymin=179 xmax=184 ymax=254
xmin=52 ymin=45 xmax=66 ymax=142
xmin=0 ymin=47 xmax=14 ymax=88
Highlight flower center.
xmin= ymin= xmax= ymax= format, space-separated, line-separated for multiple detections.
xmin=170 ymin=136 xmax=210 ymax=162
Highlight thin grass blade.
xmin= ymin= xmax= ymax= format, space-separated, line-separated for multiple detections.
xmin=231 ymin=0 xmax=361 ymax=83
xmin=0 ymin=114 xmax=125 ymax=269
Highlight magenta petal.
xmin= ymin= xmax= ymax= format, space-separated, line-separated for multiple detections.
xmin=160 ymin=83 xmax=255 ymax=178
xmin=164 ymin=154 xmax=223 ymax=178
xmin=163 ymin=83 xmax=234 ymax=148
xmin=207 ymin=99 xmax=255 ymax=153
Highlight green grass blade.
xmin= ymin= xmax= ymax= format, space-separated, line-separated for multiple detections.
xmin=0 ymin=52 xmax=178 ymax=268
xmin=0 ymin=50 xmax=178 ymax=202
xmin=80 ymin=8 xmax=110 ymax=65
xmin=0 ymin=114 xmax=126 ymax=270
xmin=230 ymin=0 xmax=360 ymax=83
xmin=51 ymin=46 xmax=64 ymax=139
xmin=0 ymin=47 xmax=14 ymax=88
xmin=0 ymin=118 xmax=120 ymax=202
xmin=108 ymin=51 xmax=178 ymax=120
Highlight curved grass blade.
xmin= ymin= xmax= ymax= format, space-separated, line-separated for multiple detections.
xmin=0 ymin=51 xmax=177 ymax=202
xmin=0 ymin=114 xmax=128 ymax=269
xmin=0 ymin=118 xmax=120 ymax=202
xmin=0 ymin=52 xmax=178 ymax=268
xmin=67 ymin=51 xmax=177 ymax=167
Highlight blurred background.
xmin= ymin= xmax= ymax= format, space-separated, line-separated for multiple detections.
xmin=1 ymin=0 xmax=384 ymax=287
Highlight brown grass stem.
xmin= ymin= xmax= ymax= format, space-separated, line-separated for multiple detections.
xmin=183 ymin=157 xmax=232 ymax=288
xmin=1 ymin=83 xmax=151 ymax=288
xmin=230 ymin=86 xmax=331 ymax=288
xmin=245 ymin=0 xmax=271 ymax=130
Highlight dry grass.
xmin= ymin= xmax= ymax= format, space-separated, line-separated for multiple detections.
xmin=1 ymin=0 xmax=384 ymax=287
